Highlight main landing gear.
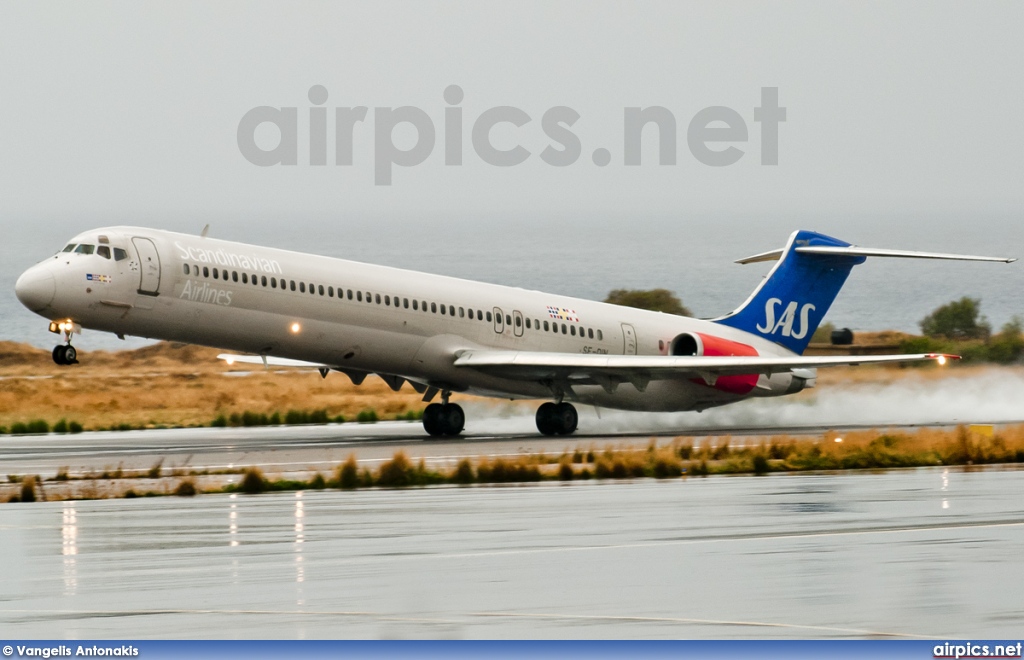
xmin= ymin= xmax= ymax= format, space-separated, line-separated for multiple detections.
xmin=535 ymin=401 xmax=578 ymax=436
xmin=422 ymin=391 xmax=465 ymax=437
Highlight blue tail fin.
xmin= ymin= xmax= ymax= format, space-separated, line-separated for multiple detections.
xmin=714 ymin=230 xmax=867 ymax=354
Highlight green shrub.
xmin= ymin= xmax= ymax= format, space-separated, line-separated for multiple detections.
xmin=20 ymin=475 xmax=38 ymax=502
xmin=53 ymin=419 xmax=68 ymax=434
xmin=309 ymin=473 xmax=326 ymax=489
xmin=69 ymin=421 xmax=83 ymax=434
xmin=211 ymin=415 xmax=227 ymax=428
xmin=239 ymin=467 xmax=267 ymax=494
xmin=452 ymin=458 xmax=475 ymax=484
xmin=124 ymin=489 xmax=139 ymax=498
xmin=285 ymin=410 xmax=306 ymax=425
xmin=10 ymin=422 xmax=28 ymax=434
xmin=174 ymin=480 xmax=197 ymax=497
xmin=920 ymin=297 xmax=990 ymax=340
xmin=558 ymin=459 xmax=575 ymax=481
xmin=356 ymin=409 xmax=379 ymax=423
xmin=753 ymin=453 xmax=770 ymax=475
xmin=378 ymin=451 xmax=412 ymax=487
xmin=604 ymin=288 xmax=691 ymax=316
xmin=338 ymin=455 xmax=359 ymax=489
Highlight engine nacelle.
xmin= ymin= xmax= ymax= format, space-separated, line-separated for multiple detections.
xmin=670 ymin=332 xmax=759 ymax=395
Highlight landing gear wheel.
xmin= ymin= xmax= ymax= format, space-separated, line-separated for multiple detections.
xmin=536 ymin=402 xmax=577 ymax=436
xmin=423 ymin=403 xmax=443 ymax=437
xmin=422 ymin=403 xmax=465 ymax=437
xmin=438 ymin=403 xmax=465 ymax=437
xmin=52 ymin=345 xmax=77 ymax=366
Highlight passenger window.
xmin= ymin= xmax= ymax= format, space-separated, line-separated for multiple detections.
xmin=516 ymin=316 xmax=522 ymax=327
xmin=440 ymin=304 xmax=446 ymax=315
xmin=242 ymin=273 xmax=248 ymax=284
xmin=328 ymin=286 xmax=333 ymax=297
xmin=271 ymin=277 xmax=277 ymax=288
xmin=356 ymin=291 xmax=362 ymax=302
xmin=597 ymin=329 xmax=603 ymax=340
xmin=97 ymin=246 xmax=111 ymax=259
xmin=588 ymin=328 xmax=594 ymax=339
xmin=290 ymin=281 xmax=296 ymax=291
xmin=412 ymin=300 xmax=418 ymax=310
xmin=203 ymin=266 xmax=209 ymax=278
xmin=385 ymin=295 xmax=390 ymax=306
xmin=367 ymin=292 xmax=372 ymax=302
xmin=478 ymin=310 xmax=484 ymax=320
xmin=571 ymin=326 xmax=576 ymax=336
xmin=74 ymin=244 xmax=95 ymax=255
xmin=403 ymin=298 xmax=409 ymax=309
xmin=347 ymin=289 xmax=353 ymax=300
xmin=422 ymin=301 xmax=427 ymax=312
xmin=299 ymin=282 xmax=305 ymax=293
xmin=562 ymin=324 xmax=567 ymax=334
xmin=505 ymin=315 xmax=511 ymax=326
xmin=525 ymin=318 xmax=530 ymax=329
xmin=375 ymin=293 xmax=381 ymax=304
xmin=261 ymin=276 xmax=267 ymax=286
xmin=183 ymin=264 xmax=190 ymax=275
xmin=310 ymin=283 xmax=316 ymax=295
xmin=232 ymin=271 xmax=239 ymax=282
xmin=114 ymin=248 xmax=128 ymax=261
xmin=431 ymin=303 xmax=437 ymax=313
xmin=544 ymin=321 xmax=549 ymax=331
xmin=62 ymin=244 xmax=76 ymax=253
xmin=486 ymin=311 xmax=492 ymax=322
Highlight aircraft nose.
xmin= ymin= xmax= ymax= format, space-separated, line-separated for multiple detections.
xmin=15 ymin=267 xmax=56 ymax=313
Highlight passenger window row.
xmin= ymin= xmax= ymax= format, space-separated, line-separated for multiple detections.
xmin=181 ymin=263 xmax=604 ymax=341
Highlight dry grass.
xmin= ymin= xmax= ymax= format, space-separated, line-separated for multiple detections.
xmin=0 ymin=340 xmax=438 ymax=430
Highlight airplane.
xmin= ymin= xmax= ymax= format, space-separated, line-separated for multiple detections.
xmin=15 ymin=226 xmax=1014 ymax=437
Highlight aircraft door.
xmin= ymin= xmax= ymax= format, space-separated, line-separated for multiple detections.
xmin=513 ymin=310 xmax=524 ymax=337
xmin=621 ymin=323 xmax=637 ymax=355
xmin=493 ymin=307 xmax=504 ymax=333
xmin=132 ymin=237 xmax=162 ymax=295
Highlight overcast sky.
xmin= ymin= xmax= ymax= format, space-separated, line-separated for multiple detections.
xmin=1 ymin=1 xmax=1022 ymax=349
xmin=2 ymin=1 xmax=1022 ymax=228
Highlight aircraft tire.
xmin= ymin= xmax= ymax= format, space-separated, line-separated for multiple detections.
xmin=64 ymin=345 xmax=77 ymax=364
xmin=535 ymin=402 xmax=560 ymax=436
xmin=554 ymin=402 xmax=578 ymax=435
xmin=52 ymin=345 xmax=66 ymax=365
xmin=422 ymin=403 xmax=444 ymax=437
xmin=438 ymin=403 xmax=465 ymax=436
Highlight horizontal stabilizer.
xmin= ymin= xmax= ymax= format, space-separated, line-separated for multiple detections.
xmin=737 ymin=245 xmax=1015 ymax=264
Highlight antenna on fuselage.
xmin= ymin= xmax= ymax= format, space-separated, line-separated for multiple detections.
xmin=200 ymin=224 xmax=210 ymax=238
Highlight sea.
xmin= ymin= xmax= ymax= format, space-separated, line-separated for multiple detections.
xmin=2 ymin=214 xmax=1021 ymax=352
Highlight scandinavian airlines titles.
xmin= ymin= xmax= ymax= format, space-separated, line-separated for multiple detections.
xmin=174 ymin=241 xmax=283 ymax=274
xmin=756 ymin=298 xmax=816 ymax=339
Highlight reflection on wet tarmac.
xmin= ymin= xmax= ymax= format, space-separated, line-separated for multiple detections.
xmin=1 ymin=466 xmax=1022 ymax=639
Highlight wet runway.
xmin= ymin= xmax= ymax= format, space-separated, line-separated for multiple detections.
xmin=2 ymin=466 xmax=1022 ymax=638
xmin=2 ymin=416 xmax=1015 ymax=479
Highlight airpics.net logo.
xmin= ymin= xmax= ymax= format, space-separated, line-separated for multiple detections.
xmin=237 ymin=85 xmax=786 ymax=185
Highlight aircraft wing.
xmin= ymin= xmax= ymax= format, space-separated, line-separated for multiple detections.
xmin=217 ymin=354 xmax=328 ymax=368
xmin=453 ymin=350 xmax=957 ymax=381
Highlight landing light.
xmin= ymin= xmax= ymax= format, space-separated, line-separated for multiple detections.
xmin=937 ymin=355 xmax=947 ymax=366
xmin=290 ymin=322 xmax=301 ymax=334
xmin=835 ymin=437 xmax=843 ymax=443
xmin=225 ymin=357 xmax=235 ymax=366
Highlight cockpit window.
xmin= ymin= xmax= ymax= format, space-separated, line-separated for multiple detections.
xmin=113 ymin=248 xmax=128 ymax=261
xmin=62 ymin=244 xmax=76 ymax=253
xmin=74 ymin=244 xmax=95 ymax=255
xmin=97 ymin=246 xmax=111 ymax=259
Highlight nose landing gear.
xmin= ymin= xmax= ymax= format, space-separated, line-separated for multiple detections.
xmin=536 ymin=401 xmax=578 ymax=436
xmin=49 ymin=320 xmax=80 ymax=365
xmin=52 ymin=344 xmax=78 ymax=365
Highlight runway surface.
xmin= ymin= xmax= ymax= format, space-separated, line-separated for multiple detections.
xmin=1 ymin=466 xmax=1022 ymax=638
xmin=1 ymin=417 xmax=1017 ymax=478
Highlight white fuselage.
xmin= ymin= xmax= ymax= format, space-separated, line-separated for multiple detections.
xmin=16 ymin=226 xmax=806 ymax=412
